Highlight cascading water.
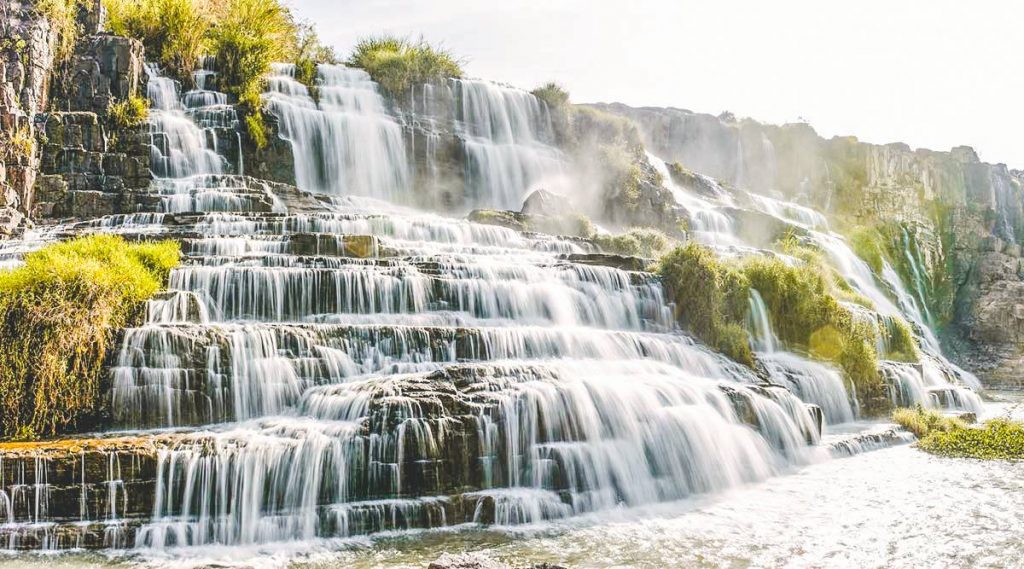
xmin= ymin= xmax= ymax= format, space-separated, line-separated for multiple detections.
xmin=263 ymin=65 xmax=569 ymax=211
xmin=0 ymin=65 xmax=847 ymax=551
xmin=263 ymin=64 xmax=410 ymax=200
xmin=645 ymin=151 xmax=981 ymax=412
xmin=0 ymin=63 xmax=989 ymax=558
xmin=454 ymin=79 xmax=570 ymax=210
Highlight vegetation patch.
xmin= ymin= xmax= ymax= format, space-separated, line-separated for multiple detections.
xmin=107 ymin=95 xmax=150 ymax=129
xmin=347 ymin=35 xmax=463 ymax=97
xmin=894 ymin=405 xmax=1024 ymax=460
xmin=105 ymin=0 xmax=210 ymax=83
xmin=660 ymin=239 xmax=918 ymax=413
xmin=104 ymin=0 xmax=335 ymax=148
xmin=36 ymin=0 xmax=91 ymax=64
xmin=920 ymin=419 xmax=1024 ymax=460
xmin=659 ymin=243 xmax=753 ymax=367
xmin=531 ymin=82 xmax=569 ymax=109
xmin=892 ymin=405 xmax=965 ymax=439
xmin=0 ymin=235 xmax=179 ymax=439
xmin=594 ymin=228 xmax=673 ymax=258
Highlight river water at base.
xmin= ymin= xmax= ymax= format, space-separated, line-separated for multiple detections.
xmin=3 ymin=396 xmax=1021 ymax=569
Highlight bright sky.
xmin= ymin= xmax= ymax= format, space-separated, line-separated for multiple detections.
xmin=292 ymin=0 xmax=1024 ymax=168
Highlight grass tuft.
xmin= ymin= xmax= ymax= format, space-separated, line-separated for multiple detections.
xmin=594 ymin=228 xmax=673 ymax=258
xmin=347 ymin=35 xmax=463 ymax=97
xmin=107 ymin=95 xmax=150 ymax=129
xmin=0 ymin=235 xmax=179 ymax=439
xmin=531 ymin=82 xmax=569 ymax=108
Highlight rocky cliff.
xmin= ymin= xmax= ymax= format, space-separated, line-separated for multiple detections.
xmin=592 ymin=103 xmax=1024 ymax=386
xmin=1 ymin=0 xmax=151 ymax=226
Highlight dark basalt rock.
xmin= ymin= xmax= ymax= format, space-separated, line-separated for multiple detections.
xmin=561 ymin=252 xmax=649 ymax=272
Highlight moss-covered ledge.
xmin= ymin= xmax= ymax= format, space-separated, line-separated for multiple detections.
xmin=0 ymin=234 xmax=180 ymax=439
xmin=658 ymin=242 xmax=920 ymax=415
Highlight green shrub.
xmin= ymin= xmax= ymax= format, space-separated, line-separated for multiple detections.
xmin=107 ymin=95 xmax=150 ymax=129
xmin=209 ymin=0 xmax=297 ymax=101
xmin=660 ymin=240 xmax=893 ymax=411
xmin=594 ymin=228 xmax=673 ymax=258
xmin=105 ymin=0 xmax=210 ymax=84
xmin=742 ymin=254 xmax=887 ymax=409
xmin=919 ymin=418 xmax=1024 ymax=460
xmin=531 ymin=82 xmax=569 ymax=108
xmin=36 ymin=0 xmax=89 ymax=64
xmin=292 ymin=22 xmax=337 ymax=99
xmin=659 ymin=243 xmax=753 ymax=367
xmin=0 ymin=235 xmax=179 ymax=439
xmin=347 ymin=35 xmax=463 ymax=96
xmin=892 ymin=405 xmax=964 ymax=439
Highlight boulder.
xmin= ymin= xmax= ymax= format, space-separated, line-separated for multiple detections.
xmin=521 ymin=188 xmax=574 ymax=216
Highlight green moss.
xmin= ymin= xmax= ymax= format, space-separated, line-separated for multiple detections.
xmin=527 ymin=213 xmax=594 ymax=239
xmin=742 ymin=254 xmax=887 ymax=409
xmin=244 ymin=106 xmax=269 ymax=149
xmin=347 ymin=35 xmax=463 ymax=97
xmin=892 ymin=405 xmax=965 ymax=439
xmin=0 ymin=235 xmax=180 ymax=439
xmin=6 ymin=126 xmax=34 ymax=162
xmin=107 ymin=95 xmax=150 ymax=129
xmin=594 ymin=228 xmax=673 ymax=258
xmin=660 ymin=238 xmax=890 ymax=410
xmin=881 ymin=316 xmax=919 ymax=362
xmin=531 ymin=82 xmax=569 ymax=109
xmin=848 ymin=226 xmax=885 ymax=274
xmin=35 ymin=0 xmax=90 ymax=64
xmin=659 ymin=243 xmax=753 ymax=367
xmin=919 ymin=418 xmax=1024 ymax=460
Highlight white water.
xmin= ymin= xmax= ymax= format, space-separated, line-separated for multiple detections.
xmin=264 ymin=64 xmax=409 ymax=200
xmin=644 ymin=152 xmax=981 ymax=412
xmin=454 ymin=79 xmax=570 ymax=210
xmin=0 ymin=64 xmax=994 ymax=564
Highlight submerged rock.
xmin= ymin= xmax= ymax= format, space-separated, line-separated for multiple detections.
xmin=429 ymin=553 xmax=510 ymax=569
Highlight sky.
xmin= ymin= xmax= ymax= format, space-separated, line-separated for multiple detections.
xmin=292 ymin=0 xmax=1024 ymax=168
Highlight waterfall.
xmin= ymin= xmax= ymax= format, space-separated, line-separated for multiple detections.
xmin=0 ymin=65 xmax=987 ymax=554
xmin=747 ymin=289 xmax=777 ymax=352
xmin=645 ymin=151 xmax=980 ymax=414
xmin=454 ymin=79 xmax=570 ymax=210
xmin=264 ymin=64 xmax=410 ymax=200
xmin=0 ymin=71 xmax=841 ymax=548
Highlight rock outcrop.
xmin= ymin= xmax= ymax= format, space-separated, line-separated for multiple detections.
xmin=593 ymin=102 xmax=1024 ymax=385
xmin=0 ymin=0 xmax=59 ymax=234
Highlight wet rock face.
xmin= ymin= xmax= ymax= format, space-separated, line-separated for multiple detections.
xmin=592 ymin=102 xmax=1024 ymax=385
xmin=51 ymin=34 xmax=145 ymax=115
xmin=0 ymin=0 xmax=58 ymax=232
xmin=34 ymin=112 xmax=151 ymax=218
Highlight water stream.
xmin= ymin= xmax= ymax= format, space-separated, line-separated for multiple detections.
xmin=0 ymin=64 xmax=994 ymax=565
